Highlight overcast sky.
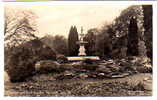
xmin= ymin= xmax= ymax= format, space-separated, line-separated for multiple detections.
xmin=5 ymin=3 xmax=132 ymax=37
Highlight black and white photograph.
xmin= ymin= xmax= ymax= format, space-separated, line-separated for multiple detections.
xmin=3 ymin=2 xmax=153 ymax=97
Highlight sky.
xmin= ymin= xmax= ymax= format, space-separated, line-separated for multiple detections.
xmin=5 ymin=3 xmax=132 ymax=37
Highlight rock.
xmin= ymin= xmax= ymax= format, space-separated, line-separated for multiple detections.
xmin=98 ymin=73 xmax=105 ymax=76
xmin=111 ymin=73 xmax=130 ymax=78
xmin=83 ymin=64 xmax=98 ymax=70
xmin=7 ymin=39 xmax=56 ymax=82
xmin=119 ymin=60 xmax=130 ymax=67
xmin=55 ymin=71 xmax=75 ymax=80
xmin=35 ymin=60 xmax=60 ymax=73
xmin=107 ymin=65 xmax=120 ymax=72
xmin=96 ymin=65 xmax=112 ymax=74
xmin=98 ymin=73 xmax=105 ymax=78
xmin=104 ymin=59 xmax=115 ymax=65
xmin=79 ymin=73 xmax=88 ymax=79
xmin=56 ymin=55 xmax=68 ymax=63
xmin=64 ymin=71 xmax=74 ymax=76
xmin=97 ymin=72 xmax=112 ymax=78
xmin=83 ymin=58 xmax=93 ymax=64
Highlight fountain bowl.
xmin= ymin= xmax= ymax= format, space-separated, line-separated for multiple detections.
xmin=66 ymin=56 xmax=100 ymax=62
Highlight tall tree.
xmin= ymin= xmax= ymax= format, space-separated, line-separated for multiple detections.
xmin=127 ymin=17 xmax=139 ymax=56
xmin=142 ymin=5 xmax=152 ymax=60
xmin=68 ymin=26 xmax=79 ymax=56
xmin=4 ymin=8 xmax=39 ymax=72
xmin=52 ymin=35 xmax=68 ymax=56
xmin=84 ymin=28 xmax=97 ymax=56
xmin=4 ymin=8 xmax=38 ymax=48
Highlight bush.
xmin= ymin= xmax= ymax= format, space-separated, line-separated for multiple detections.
xmin=7 ymin=46 xmax=35 ymax=82
xmin=7 ymin=39 xmax=56 ymax=82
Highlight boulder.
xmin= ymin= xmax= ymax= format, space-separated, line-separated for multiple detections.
xmin=7 ymin=39 xmax=56 ymax=82
xmin=56 ymin=55 xmax=68 ymax=63
xmin=96 ymin=65 xmax=112 ymax=74
xmin=64 ymin=71 xmax=74 ymax=76
xmin=97 ymin=73 xmax=105 ymax=78
xmin=83 ymin=58 xmax=93 ymax=64
xmin=79 ymin=73 xmax=88 ymax=79
xmin=82 ymin=64 xmax=98 ymax=70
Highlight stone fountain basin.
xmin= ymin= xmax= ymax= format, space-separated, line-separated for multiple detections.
xmin=66 ymin=56 xmax=100 ymax=62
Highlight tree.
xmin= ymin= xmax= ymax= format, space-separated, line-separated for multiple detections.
xmin=105 ymin=5 xmax=147 ymax=59
xmin=84 ymin=28 xmax=99 ymax=56
xmin=4 ymin=8 xmax=38 ymax=48
xmin=68 ymin=26 xmax=79 ymax=56
xmin=4 ymin=8 xmax=39 ymax=73
xmin=40 ymin=35 xmax=54 ymax=49
xmin=127 ymin=17 xmax=139 ymax=56
xmin=52 ymin=35 xmax=68 ymax=56
xmin=142 ymin=5 xmax=152 ymax=60
xmin=97 ymin=26 xmax=112 ymax=58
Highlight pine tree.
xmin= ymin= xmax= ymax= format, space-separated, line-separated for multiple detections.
xmin=68 ymin=26 xmax=79 ymax=56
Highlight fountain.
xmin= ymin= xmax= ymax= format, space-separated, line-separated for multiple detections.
xmin=67 ymin=27 xmax=100 ymax=62
xmin=77 ymin=27 xmax=88 ymax=56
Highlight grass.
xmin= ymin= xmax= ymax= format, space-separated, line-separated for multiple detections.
xmin=5 ymin=73 xmax=152 ymax=97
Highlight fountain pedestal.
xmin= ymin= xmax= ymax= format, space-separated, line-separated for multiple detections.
xmin=78 ymin=45 xmax=86 ymax=56
xmin=76 ymin=27 xmax=88 ymax=56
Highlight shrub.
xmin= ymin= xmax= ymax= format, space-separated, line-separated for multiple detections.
xmin=7 ymin=46 xmax=35 ymax=82
xmin=7 ymin=39 xmax=56 ymax=82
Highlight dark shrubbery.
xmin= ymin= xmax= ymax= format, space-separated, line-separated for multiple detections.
xmin=7 ymin=39 xmax=56 ymax=82
xmin=83 ymin=58 xmax=93 ymax=64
